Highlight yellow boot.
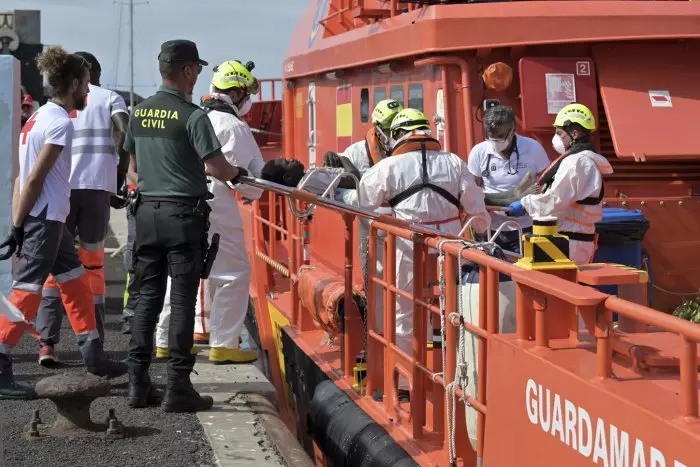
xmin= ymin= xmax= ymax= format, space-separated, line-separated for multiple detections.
xmin=155 ymin=345 xmax=198 ymax=359
xmin=209 ymin=347 xmax=258 ymax=365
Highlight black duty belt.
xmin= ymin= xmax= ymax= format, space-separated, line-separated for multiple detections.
xmin=140 ymin=195 xmax=202 ymax=207
xmin=559 ymin=231 xmax=596 ymax=242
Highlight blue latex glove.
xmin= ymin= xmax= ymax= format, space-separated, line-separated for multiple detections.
xmin=508 ymin=200 xmax=526 ymax=217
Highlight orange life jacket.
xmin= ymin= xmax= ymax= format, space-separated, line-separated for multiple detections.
xmin=364 ymin=126 xmax=387 ymax=167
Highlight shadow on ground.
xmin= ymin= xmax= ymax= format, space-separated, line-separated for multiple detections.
xmin=0 ymin=220 xmax=216 ymax=467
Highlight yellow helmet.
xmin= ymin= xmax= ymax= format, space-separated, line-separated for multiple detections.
xmin=389 ymin=108 xmax=430 ymax=138
xmin=372 ymin=99 xmax=404 ymax=130
xmin=554 ymin=103 xmax=596 ymax=132
xmin=211 ymin=60 xmax=258 ymax=94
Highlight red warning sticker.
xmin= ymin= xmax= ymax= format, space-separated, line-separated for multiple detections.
xmin=648 ymin=90 xmax=672 ymax=108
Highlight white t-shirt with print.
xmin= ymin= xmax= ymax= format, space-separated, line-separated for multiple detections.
xmin=19 ymin=102 xmax=74 ymax=223
xmin=467 ymin=134 xmax=550 ymax=230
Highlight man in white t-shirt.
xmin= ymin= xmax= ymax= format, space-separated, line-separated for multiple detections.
xmin=467 ymin=105 xmax=550 ymax=253
xmin=0 ymin=47 xmax=126 ymax=399
xmin=35 ymin=52 xmax=130 ymax=366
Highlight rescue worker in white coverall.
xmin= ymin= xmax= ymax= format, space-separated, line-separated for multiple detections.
xmin=35 ymin=52 xmax=131 ymax=365
xmin=323 ymin=99 xmax=405 ymax=333
xmin=358 ymin=108 xmax=488 ymax=401
xmin=324 ymin=98 xmax=404 ymax=178
xmin=154 ymin=60 xmax=263 ymax=364
xmin=508 ymin=103 xmax=613 ymax=264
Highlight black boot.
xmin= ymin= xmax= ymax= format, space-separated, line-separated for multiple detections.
xmin=79 ymin=335 xmax=128 ymax=378
xmin=128 ymin=365 xmax=163 ymax=408
xmin=162 ymin=374 xmax=213 ymax=413
xmin=0 ymin=354 xmax=36 ymax=400
xmin=89 ymin=359 xmax=128 ymax=378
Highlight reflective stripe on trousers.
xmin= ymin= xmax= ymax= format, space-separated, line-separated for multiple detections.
xmin=2 ymin=214 xmax=97 ymax=355
xmin=1 ymin=274 xmax=97 ymax=352
xmin=36 ymin=189 xmax=110 ymax=344
xmin=38 ymin=241 xmax=106 ymax=344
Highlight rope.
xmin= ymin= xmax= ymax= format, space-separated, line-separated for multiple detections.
xmin=358 ymin=219 xmax=372 ymax=358
xmin=436 ymin=237 xmax=492 ymax=465
xmin=256 ymin=251 xmax=290 ymax=277
xmin=436 ymin=239 xmax=469 ymax=464
xmin=651 ymin=284 xmax=700 ymax=297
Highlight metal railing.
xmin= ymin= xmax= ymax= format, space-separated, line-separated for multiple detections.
xmin=253 ymin=78 xmax=282 ymax=102
xmin=240 ymin=175 xmax=700 ymax=464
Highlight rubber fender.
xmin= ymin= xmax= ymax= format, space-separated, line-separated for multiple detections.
xmin=308 ymin=380 xmax=418 ymax=467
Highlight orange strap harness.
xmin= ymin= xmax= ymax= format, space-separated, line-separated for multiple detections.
xmin=364 ymin=126 xmax=387 ymax=167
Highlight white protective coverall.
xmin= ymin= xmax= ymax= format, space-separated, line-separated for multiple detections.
xmin=155 ymin=98 xmax=264 ymax=350
xmin=340 ymin=125 xmax=389 ymax=177
xmin=358 ymin=133 xmax=488 ymax=379
xmin=341 ymin=141 xmax=373 ymax=177
xmin=521 ymin=149 xmax=613 ymax=264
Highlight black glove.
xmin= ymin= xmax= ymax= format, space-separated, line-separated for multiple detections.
xmin=116 ymin=170 xmax=127 ymax=194
xmin=473 ymin=232 xmax=490 ymax=242
xmin=109 ymin=180 xmax=130 ymax=209
xmin=230 ymin=166 xmax=249 ymax=185
xmin=0 ymin=225 xmax=25 ymax=261
xmin=110 ymin=193 xmax=129 ymax=209
xmin=323 ymin=151 xmax=343 ymax=168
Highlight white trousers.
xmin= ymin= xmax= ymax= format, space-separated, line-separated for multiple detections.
xmin=570 ymin=239 xmax=596 ymax=265
xmin=155 ymin=196 xmax=251 ymax=349
xmin=155 ymin=277 xmax=207 ymax=348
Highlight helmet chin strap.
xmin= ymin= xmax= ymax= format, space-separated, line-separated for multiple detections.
xmin=375 ymin=125 xmax=392 ymax=149
xmin=209 ymin=86 xmax=250 ymax=113
xmin=209 ymin=85 xmax=235 ymax=106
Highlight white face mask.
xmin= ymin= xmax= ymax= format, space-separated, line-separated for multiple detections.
xmin=237 ymin=96 xmax=252 ymax=117
xmin=375 ymin=125 xmax=392 ymax=151
xmin=184 ymin=94 xmax=193 ymax=103
xmin=489 ymin=138 xmax=510 ymax=154
xmin=552 ymin=134 xmax=567 ymax=155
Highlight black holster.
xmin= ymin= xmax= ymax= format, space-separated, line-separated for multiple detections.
xmin=201 ymin=233 xmax=219 ymax=279
xmin=193 ymin=197 xmax=212 ymax=218
xmin=127 ymin=189 xmax=141 ymax=216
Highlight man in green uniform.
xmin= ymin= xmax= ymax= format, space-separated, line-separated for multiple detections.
xmin=124 ymin=40 xmax=247 ymax=412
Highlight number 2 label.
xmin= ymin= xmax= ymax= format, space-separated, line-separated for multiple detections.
xmin=576 ymin=61 xmax=591 ymax=76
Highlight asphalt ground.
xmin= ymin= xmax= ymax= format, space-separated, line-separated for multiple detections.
xmin=0 ymin=226 xmax=215 ymax=467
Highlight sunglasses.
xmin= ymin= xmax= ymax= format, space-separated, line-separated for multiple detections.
xmin=486 ymin=127 xmax=514 ymax=142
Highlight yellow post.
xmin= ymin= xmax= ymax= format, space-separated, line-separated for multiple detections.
xmin=352 ymin=354 xmax=367 ymax=394
xmin=515 ymin=219 xmax=578 ymax=271
xmin=514 ymin=218 xmax=580 ymax=341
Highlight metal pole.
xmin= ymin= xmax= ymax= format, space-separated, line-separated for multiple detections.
xmin=129 ymin=0 xmax=134 ymax=111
